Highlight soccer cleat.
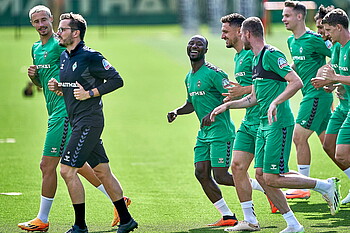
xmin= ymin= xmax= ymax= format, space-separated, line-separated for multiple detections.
xmin=112 ymin=196 xmax=132 ymax=227
xmin=341 ymin=189 xmax=350 ymax=205
xmin=18 ymin=218 xmax=49 ymax=232
xmin=65 ymin=225 xmax=88 ymax=233
xmin=224 ymin=220 xmax=260 ymax=231
xmin=207 ymin=216 xmax=238 ymax=226
xmin=266 ymin=195 xmax=279 ymax=213
xmin=284 ymin=189 xmax=311 ymax=199
xmin=322 ymin=177 xmax=341 ymax=215
xmin=279 ymin=225 xmax=305 ymax=233
xmin=117 ymin=218 xmax=138 ymax=233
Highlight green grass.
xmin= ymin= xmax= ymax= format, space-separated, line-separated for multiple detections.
xmin=0 ymin=24 xmax=349 ymax=233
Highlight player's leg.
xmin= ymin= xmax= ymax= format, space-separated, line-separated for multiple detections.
xmin=194 ymin=139 xmax=237 ymax=226
xmin=18 ymin=117 xmax=68 ymax=232
xmin=211 ymin=139 xmax=235 ymax=186
xmin=88 ymin=139 xmax=137 ymax=233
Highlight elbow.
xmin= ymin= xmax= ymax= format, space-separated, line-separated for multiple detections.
xmin=297 ymin=80 xmax=303 ymax=90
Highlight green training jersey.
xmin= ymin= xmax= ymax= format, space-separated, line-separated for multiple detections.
xmin=332 ymin=42 xmax=348 ymax=111
xmin=287 ymin=30 xmax=332 ymax=99
xmin=339 ymin=40 xmax=350 ymax=110
xmin=252 ymin=45 xmax=294 ymax=130
xmin=234 ymin=49 xmax=260 ymax=125
xmin=186 ymin=62 xmax=235 ymax=141
xmin=32 ymin=35 xmax=67 ymax=118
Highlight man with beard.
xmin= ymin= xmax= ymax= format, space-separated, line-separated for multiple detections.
xmin=210 ymin=17 xmax=340 ymax=232
xmin=48 ymin=13 xmax=137 ymax=233
xmin=167 ymin=35 xmax=238 ymax=227
xmin=18 ymin=5 xmax=121 ymax=232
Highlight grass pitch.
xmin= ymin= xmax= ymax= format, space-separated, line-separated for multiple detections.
xmin=0 ymin=24 xmax=349 ymax=233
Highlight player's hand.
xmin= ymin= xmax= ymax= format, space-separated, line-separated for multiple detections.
xmin=267 ymin=102 xmax=277 ymax=125
xmin=323 ymin=84 xmax=336 ymax=93
xmin=27 ymin=65 xmax=38 ymax=80
xmin=74 ymin=82 xmax=89 ymax=101
xmin=48 ymin=78 xmax=63 ymax=96
xmin=201 ymin=111 xmax=213 ymax=127
xmin=320 ymin=64 xmax=337 ymax=81
xmin=167 ymin=111 xmax=177 ymax=123
xmin=210 ymin=103 xmax=228 ymax=122
xmin=226 ymin=81 xmax=248 ymax=98
xmin=311 ymin=77 xmax=332 ymax=89
xmin=335 ymin=84 xmax=346 ymax=100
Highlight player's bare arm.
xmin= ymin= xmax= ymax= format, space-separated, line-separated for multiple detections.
xmin=322 ymin=64 xmax=350 ymax=85
xmin=267 ymin=70 xmax=303 ymax=125
xmin=27 ymin=65 xmax=42 ymax=88
xmin=222 ymin=81 xmax=252 ymax=102
xmin=167 ymin=101 xmax=194 ymax=123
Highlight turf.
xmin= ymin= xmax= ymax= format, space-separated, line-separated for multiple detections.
xmin=0 ymin=24 xmax=349 ymax=233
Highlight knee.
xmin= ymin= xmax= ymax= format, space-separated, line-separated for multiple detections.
xmin=335 ymin=152 xmax=347 ymax=165
xmin=60 ymin=165 xmax=75 ymax=181
xmin=231 ymin=160 xmax=243 ymax=174
xmin=323 ymin=141 xmax=334 ymax=155
xmin=255 ymin=170 xmax=264 ymax=185
xmin=39 ymin=159 xmax=56 ymax=175
xmin=263 ymin=174 xmax=279 ymax=187
xmin=195 ymin=168 xmax=209 ymax=182
xmin=213 ymin=173 xmax=226 ymax=185
xmin=94 ymin=169 xmax=107 ymax=181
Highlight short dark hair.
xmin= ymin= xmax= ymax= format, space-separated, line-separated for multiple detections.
xmin=314 ymin=4 xmax=335 ymax=21
xmin=322 ymin=9 xmax=349 ymax=30
xmin=284 ymin=1 xmax=307 ymax=18
xmin=60 ymin=12 xmax=87 ymax=40
xmin=221 ymin=13 xmax=246 ymax=27
xmin=242 ymin=17 xmax=264 ymax=39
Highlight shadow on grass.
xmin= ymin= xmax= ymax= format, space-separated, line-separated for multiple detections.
xmin=89 ymin=230 xmax=115 ymax=233
xmin=172 ymin=225 xmax=278 ymax=233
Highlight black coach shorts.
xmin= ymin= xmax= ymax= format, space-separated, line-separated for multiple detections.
xmin=61 ymin=124 xmax=109 ymax=168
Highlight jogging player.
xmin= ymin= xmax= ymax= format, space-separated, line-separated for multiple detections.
xmin=48 ymin=12 xmax=137 ymax=233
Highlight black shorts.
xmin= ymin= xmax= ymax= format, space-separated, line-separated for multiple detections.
xmin=61 ymin=124 xmax=109 ymax=168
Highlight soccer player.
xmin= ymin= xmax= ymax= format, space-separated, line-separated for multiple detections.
xmin=210 ymin=17 xmax=341 ymax=232
xmin=315 ymin=8 xmax=350 ymax=205
xmin=220 ymin=13 xmax=276 ymax=217
xmin=18 ymin=5 xmax=123 ymax=232
xmin=282 ymin=0 xmax=333 ymax=199
xmin=48 ymin=12 xmax=137 ymax=233
xmin=167 ymin=35 xmax=239 ymax=227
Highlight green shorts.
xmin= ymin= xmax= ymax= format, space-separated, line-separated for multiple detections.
xmin=194 ymin=138 xmax=234 ymax=167
xmin=296 ymin=97 xmax=332 ymax=135
xmin=326 ymin=105 xmax=348 ymax=135
xmin=43 ymin=117 xmax=71 ymax=157
xmin=233 ymin=122 xmax=259 ymax=154
xmin=254 ymin=125 xmax=294 ymax=174
xmin=336 ymin=112 xmax=350 ymax=145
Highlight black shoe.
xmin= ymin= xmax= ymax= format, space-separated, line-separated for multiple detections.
xmin=65 ymin=225 xmax=88 ymax=233
xmin=117 ymin=218 xmax=138 ymax=233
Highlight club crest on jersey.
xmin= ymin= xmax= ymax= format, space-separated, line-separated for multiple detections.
xmin=44 ymin=51 xmax=48 ymax=58
xmin=344 ymin=54 xmax=347 ymax=61
xmin=222 ymin=78 xmax=230 ymax=88
xmin=197 ymin=80 xmax=201 ymax=87
xmin=239 ymin=59 xmax=243 ymax=65
xmin=299 ymin=47 xmax=303 ymax=54
xmin=102 ymin=59 xmax=112 ymax=70
xmin=278 ymin=57 xmax=288 ymax=69
xmin=72 ymin=62 xmax=77 ymax=71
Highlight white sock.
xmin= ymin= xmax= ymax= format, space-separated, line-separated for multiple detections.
xmin=343 ymin=167 xmax=350 ymax=180
xmin=213 ymin=198 xmax=233 ymax=217
xmin=282 ymin=210 xmax=301 ymax=228
xmin=312 ymin=179 xmax=331 ymax=195
xmin=37 ymin=196 xmax=54 ymax=223
xmin=241 ymin=201 xmax=258 ymax=224
xmin=96 ymin=184 xmax=111 ymax=200
xmin=297 ymin=165 xmax=310 ymax=177
xmin=250 ymin=178 xmax=264 ymax=193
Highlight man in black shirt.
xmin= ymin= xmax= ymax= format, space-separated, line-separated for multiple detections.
xmin=48 ymin=13 xmax=137 ymax=233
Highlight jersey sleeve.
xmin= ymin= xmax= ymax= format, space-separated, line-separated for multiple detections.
xmin=212 ymin=70 xmax=229 ymax=94
xmin=263 ymin=49 xmax=292 ymax=79
xmin=89 ymin=52 xmax=124 ymax=95
xmin=185 ymin=74 xmax=192 ymax=103
xmin=312 ymin=36 xmax=331 ymax=57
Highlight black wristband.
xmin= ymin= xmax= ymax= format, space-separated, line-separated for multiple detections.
xmin=89 ymin=89 xmax=94 ymax=98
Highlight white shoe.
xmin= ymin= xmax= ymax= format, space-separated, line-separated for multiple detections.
xmin=279 ymin=225 xmax=305 ymax=233
xmin=322 ymin=177 xmax=341 ymax=215
xmin=224 ymin=220 xmax=260 ymax=231
xmin=341 ymin=189 xmax=350 ymax=205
